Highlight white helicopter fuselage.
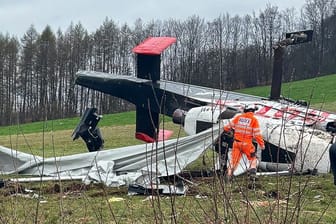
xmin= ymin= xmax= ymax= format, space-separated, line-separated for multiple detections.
xmin=181 ymin=100 xmax=335 ymax=174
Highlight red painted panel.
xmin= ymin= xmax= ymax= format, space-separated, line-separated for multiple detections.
xmin=136 ymin=129 xmax=174 ymax=143
xmin=157 ymin=129 xmax=173 ymax=141
xmin=133 ymin=37 xmax=177 ymax=55
xmin=135 ymin=132 xmax=155 ymax=143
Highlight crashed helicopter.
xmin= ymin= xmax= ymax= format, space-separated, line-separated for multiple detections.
xmin=74 ymin=34 xmax=336 ymax=174
xmin=1 ymin=34 xmax=336 ymax=193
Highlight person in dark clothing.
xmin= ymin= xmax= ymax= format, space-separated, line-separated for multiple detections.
xmin=214 ymin=131 xmax=234 ymax=175
xmin=329 ymin=143 xmax=336 ymax=185
xmin=327 ymin=120 xmax=336 ymax=185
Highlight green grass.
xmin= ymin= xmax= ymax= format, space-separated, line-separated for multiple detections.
xmin=0 ymin=111 xmax=137 ymax=136
xmin=0 ymin=115 xmax=183 ymax=157
xmin=0 ymin=173 xmax=335 ymax=223
xmin=236 ymin=73 xmax=336 ymax=111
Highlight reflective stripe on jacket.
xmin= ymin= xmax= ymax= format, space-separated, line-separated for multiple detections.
xmin=224 ymin=112 xmax=264 ymax=148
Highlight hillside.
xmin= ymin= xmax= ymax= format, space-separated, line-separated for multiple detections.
xmin=2 ymin=73 xmax=336 ymax=134
xmin=236 ymin=73 xmax=336 ymax=112
xmin=1 ymin=73 xmax=336 ymax=154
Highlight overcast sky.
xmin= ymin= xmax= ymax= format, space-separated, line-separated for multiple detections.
xmin=0 ymin=0 xmax=306 ymax=37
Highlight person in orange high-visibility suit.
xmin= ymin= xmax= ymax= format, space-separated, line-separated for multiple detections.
xmin=223 ymin=104 xmax=265 ymax=181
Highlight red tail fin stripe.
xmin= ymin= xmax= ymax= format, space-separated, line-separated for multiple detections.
xmin=132 ymin=37 xmax=176 ymax=55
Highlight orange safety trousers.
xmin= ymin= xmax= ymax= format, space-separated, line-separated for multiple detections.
xmin=230 ymin=141 xmax=256 ymax=169
xmin=224 ymin=112 xmax=264 ymax=171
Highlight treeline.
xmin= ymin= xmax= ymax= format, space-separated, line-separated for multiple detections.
xmin=0 ymin=1 xmax=336 ymax=126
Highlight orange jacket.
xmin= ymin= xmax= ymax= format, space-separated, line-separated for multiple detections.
xmin=224 ymin=112 xmax=264 ymax=148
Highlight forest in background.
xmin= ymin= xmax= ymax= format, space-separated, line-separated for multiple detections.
xmin=0 ymin=0 xmax=336 ymax=126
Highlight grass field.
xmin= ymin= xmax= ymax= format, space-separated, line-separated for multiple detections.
xmin=236 ymin=73 xmax=336 ymax=112
xmin=1 ymin=74 xmax=336 ymax=223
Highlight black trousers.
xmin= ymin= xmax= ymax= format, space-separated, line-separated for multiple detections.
xmin=329 ymin=143 xmax=336 ymax=185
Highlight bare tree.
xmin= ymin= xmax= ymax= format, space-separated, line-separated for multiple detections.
xmin=34 ymin=26 xmax=57 ymax=120
xmin=1 ymin=1 xmax=336 ymax=126
xmin=303 ymin=0 xmax=335 ymax=75
xmin=0 ymin=35 xmax=19 ymax=125
xmin=18 ymin=25 xmax=39 ymax=123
